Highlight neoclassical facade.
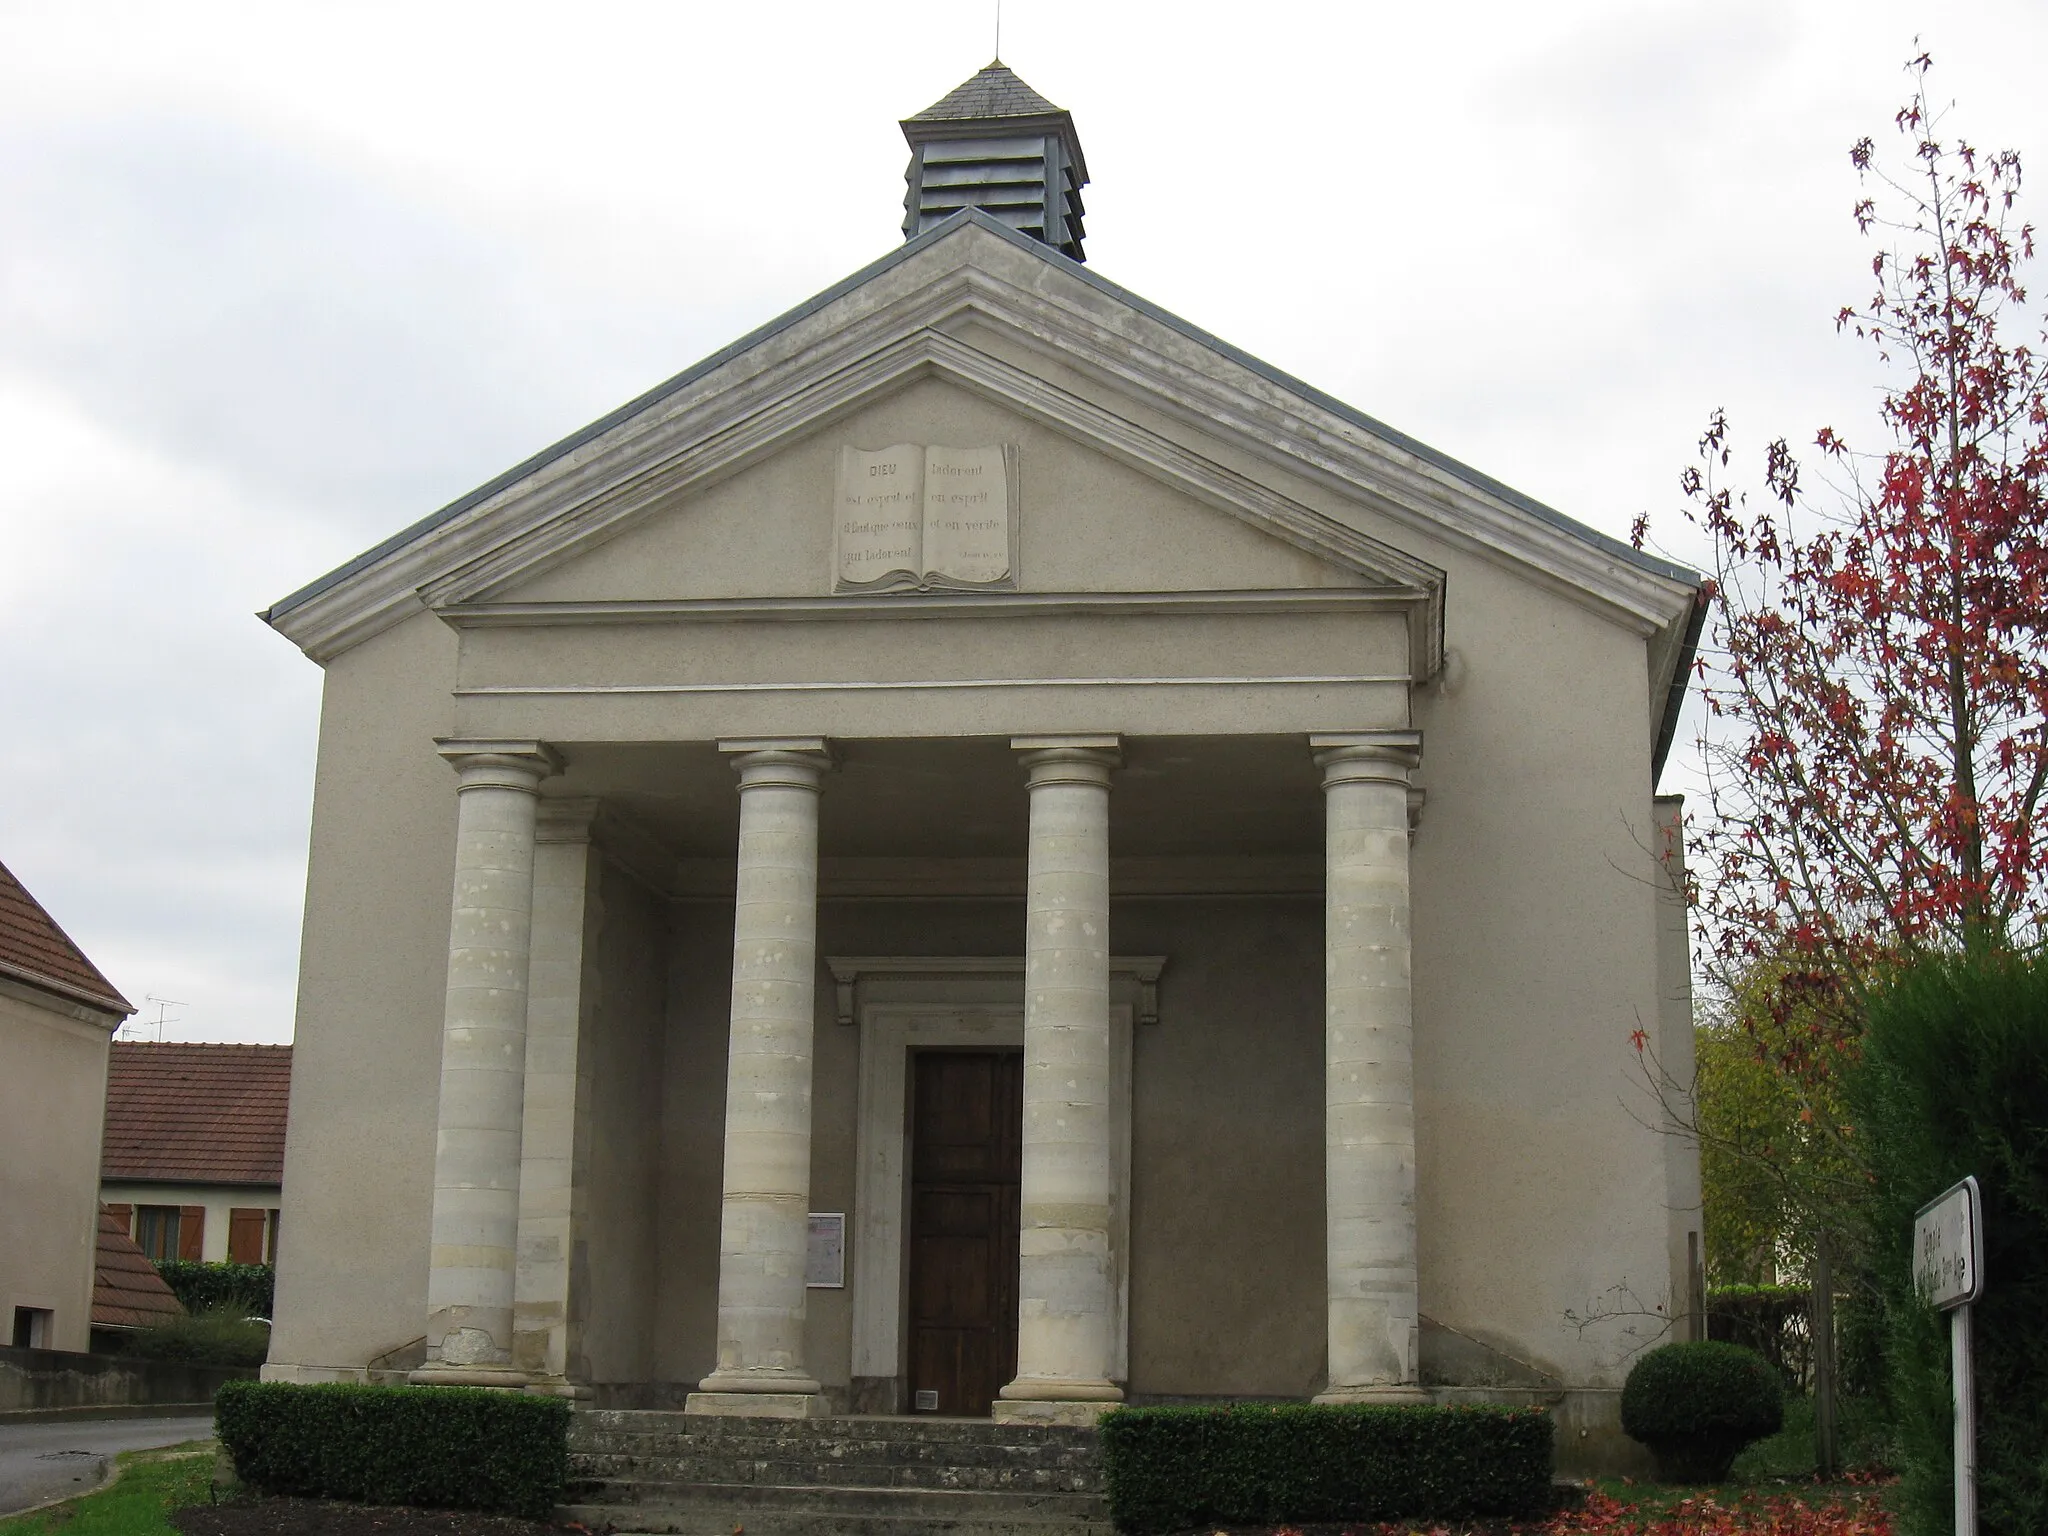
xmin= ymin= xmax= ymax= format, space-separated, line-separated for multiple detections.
xmin=261 ymin=67 xmax=1704 ymax=1470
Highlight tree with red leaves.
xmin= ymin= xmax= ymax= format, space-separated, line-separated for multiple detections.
xmin=1662 ymin=54 xmax=2048 ymax=1053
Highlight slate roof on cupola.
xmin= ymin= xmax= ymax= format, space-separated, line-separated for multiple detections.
xmin=908 ymin=62 xmax=1067 ymax=123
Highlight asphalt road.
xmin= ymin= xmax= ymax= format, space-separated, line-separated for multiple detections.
xmin=0 ymin=1414 xmax=215 ymax=1517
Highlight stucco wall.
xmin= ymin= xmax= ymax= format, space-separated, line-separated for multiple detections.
xmin=266 ymin=612 xmax=458 ymax=1381
xmin=1410 ymin=549 xmax=1675 ymax=1391
xmin=0 ymin=984 xmax=116 ymax=1353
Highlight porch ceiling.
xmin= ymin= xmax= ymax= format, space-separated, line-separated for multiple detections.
xmin=545 ymin=734 xmax=1326 ymax=870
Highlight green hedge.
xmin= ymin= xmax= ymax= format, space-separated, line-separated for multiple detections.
xmin=155 ymin=1261 xmax=274 ymax=1318
xmin=1097 ymin=1402 xmax=1552 ymax=1534
xmin=1706 ymin=1285 xmax=1811 ymax=1385
xmin=215 ymin=1380 xmax=569 ymax=1518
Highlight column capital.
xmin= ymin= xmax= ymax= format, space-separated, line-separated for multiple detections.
xmin=1311 ymin=731 xmax=1422 ymax=789
xmin=719 ymin=738 xmax=835 ymax=792
xmin=435 ymin=739 xmax=564 ymax=793
xmin=1012 ymin=735 xmax=1122 ymax=789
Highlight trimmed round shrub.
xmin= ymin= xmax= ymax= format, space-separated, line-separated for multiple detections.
xmin=1620 ymin=1340 xmax=1783 ymax=1483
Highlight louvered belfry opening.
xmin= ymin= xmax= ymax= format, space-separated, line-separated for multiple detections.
xmin=901 ymin=62 xmax=1088 ymax=262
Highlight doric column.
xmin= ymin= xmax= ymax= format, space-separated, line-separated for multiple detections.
xmin=996 ymin=735 xmax=1124 ymax=1426
xmin=1311 ymin=730 xmax=1428 ymax=1404
xmin=690 ymin=738 xmax=833 ymax=1419
xmin=413 ymin=739 xmax=561 ymax=1388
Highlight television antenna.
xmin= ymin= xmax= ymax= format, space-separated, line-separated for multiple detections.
xmin=135 ymin=994 xmax=187 ymax=1042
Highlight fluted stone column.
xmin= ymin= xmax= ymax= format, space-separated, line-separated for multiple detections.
xmin=690 ymin=738 xmax=833 ymax=1419
xmin=995 ymin=736 xmax=1124 ymax=1426
xmin=413 ymin=739 xmax=561 ymax=1388
xmin=1312 ymin=731 xmax=1429 ymax=1404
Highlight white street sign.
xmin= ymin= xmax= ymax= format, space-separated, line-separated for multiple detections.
xmin=1914 ymin=1176 xmax=1983 ymax=1310
xmin=1914 ymin=1175 xmax=1984 ymax=1536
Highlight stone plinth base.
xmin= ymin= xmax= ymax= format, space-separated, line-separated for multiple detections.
xmin=991 ymin=1399 xmax=1113 ymax=1427
xmin=1313 ymin=1383 xmax=1433 ymax=1405
xmin=685 ymin=1391 xmax=824 ymax=1419
xmin=407 ymin=1367 xmax=529 ymax=1390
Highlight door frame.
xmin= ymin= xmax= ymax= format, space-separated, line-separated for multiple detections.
xmin=842 ymin=958 xmax=1153 ymax=1414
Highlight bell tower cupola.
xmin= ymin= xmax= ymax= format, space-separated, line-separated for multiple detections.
xmin=900 ymin=63 xmax=1088 ymax=262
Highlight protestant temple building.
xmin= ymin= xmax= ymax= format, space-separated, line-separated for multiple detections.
xmin=261 ymin=64 xmax=1706 ymax=1472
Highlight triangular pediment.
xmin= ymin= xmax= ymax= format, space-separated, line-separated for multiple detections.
xmin=265 ymin=212 xmax=1697 ymax=684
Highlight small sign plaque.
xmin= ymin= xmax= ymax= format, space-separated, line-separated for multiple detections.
xmin=806 ymin=1211 xmax=846 ymax=1289
xmin=1913 ymin=1176 xmax=1983 ymax=1311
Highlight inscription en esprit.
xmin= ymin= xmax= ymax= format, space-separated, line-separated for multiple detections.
xmin=834 ymin=444 xmax=1016 ymax=592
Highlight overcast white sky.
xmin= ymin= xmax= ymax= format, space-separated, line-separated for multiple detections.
xmin=2 ymin=1 xmax=2043 ymax=1044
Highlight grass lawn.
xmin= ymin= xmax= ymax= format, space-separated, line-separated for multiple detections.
xmin=0 ymin=1447 xmax=215 ymax=1536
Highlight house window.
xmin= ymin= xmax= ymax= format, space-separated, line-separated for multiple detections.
xmin=11 ymin=1307 xmax=53 ymax=1349
xmin=135 ymin=1206 xmax=181 ymax=1261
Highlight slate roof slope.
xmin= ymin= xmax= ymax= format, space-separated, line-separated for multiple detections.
xmin=93 ymin=1206 xmax=186 ymax=1329
xmin=908 ymin=62 xmax=1067 ymax=122
xmin=0 ymin=856 xmax=133 ymax=1016
xmin=102 ymin=1042 xmax=292 ymax=1186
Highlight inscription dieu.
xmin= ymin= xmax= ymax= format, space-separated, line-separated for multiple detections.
xmin=835 ymin=444 xmax=1013 ymax=590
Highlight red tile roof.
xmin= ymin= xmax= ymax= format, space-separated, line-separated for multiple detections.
xmin=93 ymin=1206 xmax=186 ymax=1329
xmin=102 ymin=1042 xmax=293 ymax=1186
xmin=0 ymin=856 xmax=133 ymax=1016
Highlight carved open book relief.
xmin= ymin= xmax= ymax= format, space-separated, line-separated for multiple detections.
xmin=834 ymin=444 xmax=1018 ymax=592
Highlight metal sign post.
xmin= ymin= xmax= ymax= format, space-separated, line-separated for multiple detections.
xmin=1914 ymin=1176 xmax=1984 ymax=1536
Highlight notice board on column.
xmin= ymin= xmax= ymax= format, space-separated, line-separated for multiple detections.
xmin=806 ymin=1212 xmax=846 ymax=1288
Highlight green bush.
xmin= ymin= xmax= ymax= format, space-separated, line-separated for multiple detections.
xmin=154 ymin=1261 xmax=274 ymax=1318
xmin=1620 ymin=1341 xmax=1784 ymax=1482
xmin=1097 ymin=1402 xmax=1552 ymax=1534
xmin=1847 ymin=953 xmax=2048 ymax=1536
xmin=125 ymin=1308 xmax=271 ymax=1367
xmin=214 ymin=1380 xmax=570 ymax=1519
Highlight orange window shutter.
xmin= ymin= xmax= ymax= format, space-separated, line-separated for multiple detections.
xmin=104 ymin=1203 xmax=134 ymax=1232
xmin=266 ymin=1209 xmax=280 ymax=1265
xmin=178 ymin=1206 xmax=205 ymax=1260
xmin=228 ymin=1208 xmax=266 ymax=1264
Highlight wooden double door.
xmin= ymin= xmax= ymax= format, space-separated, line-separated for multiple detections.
xmin=907 ymin=1049 xmax=1023 ymax=1416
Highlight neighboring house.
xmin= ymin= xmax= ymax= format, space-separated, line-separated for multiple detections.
xmin=256 ymin=65 xmax=1703 ymax=1468
xmin=89 ymin=1205 xmax=185 ymax=1353
xmin=101 ymin=1043 xmax=290 ymax=1268
xmin=0 ymin=857 xmax=133 ymax=1352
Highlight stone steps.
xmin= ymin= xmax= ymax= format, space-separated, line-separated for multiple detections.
xmin=564 ymin=1411 xmax=1111 ymax=1535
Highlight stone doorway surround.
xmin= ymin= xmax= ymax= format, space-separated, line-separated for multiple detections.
xmin=828 ymin=955 xmax=1163 ymax=1416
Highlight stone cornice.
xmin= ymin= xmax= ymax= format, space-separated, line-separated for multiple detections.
xmin=439 ymin=588 xmax=1424 ymax=629
xmin=264 ymin=220 xmax=1696 ymax=680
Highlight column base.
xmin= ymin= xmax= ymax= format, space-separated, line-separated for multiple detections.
xmin=1314 ymin=1383 xmax=1434 ymax=1406
xmin=407 ymin=1367 xmax=531 ymax=1390
xmin=686 ymin=1391 xmax=826 ymax=1420
xmin=991 ymin=1399 xmax=1117 ymax=1427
